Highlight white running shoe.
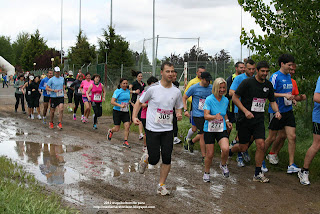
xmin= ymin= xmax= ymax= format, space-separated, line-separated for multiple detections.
xmin=287 ymin=164 xmax=301 ymax=174
xmin=267 ymin=154 xmax=279 ymax=165
xmin=138 ymin=153 xmax=148 ymax=174
xmin=253 ymin=172 xmax=269 ymax=183
xmin=262 ymin=160 xmax=268 ymax=173
xmin=236 ymin=156 xmax=245 ymax=167
xmin=30 ymin=114 xmax=34 ymax=120
xmin=173 ymin=137 xmax=182 ymax=145
xmin=203 ymin=173 xmax=210 ymax=183
xmin=298 ymin=171 xmax=310 ymax=185
xmin=157 ymin=184 xmax=170 ymax=196
xmin=139 ymin=133 xmax=144 ymax=140
xmin=37 ymin=114 xmax=42 ymax=120
xmin=219 ymin=163 xmax=230 ymax=178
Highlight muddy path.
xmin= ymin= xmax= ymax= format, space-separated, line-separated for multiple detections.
xmin=1 ymin=87 xmax=320 ymax=214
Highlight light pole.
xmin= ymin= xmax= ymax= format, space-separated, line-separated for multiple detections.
xmin=152 ymin=0 xmax=156 ymax=76
xmin=79 ymin=0 xmax=81 ymax=33
xmin=51 ymin=58 xmax=54 ymax=68
xmin=61 ymin=0 xmax=63 ymax=65
xmin=110 ymin=0 xmax=113 ymax=27
xmin=33 ymin=63 xmax=36 ymax=71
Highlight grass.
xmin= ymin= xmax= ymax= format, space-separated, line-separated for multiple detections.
xmin=0 ymin=156 xmax=78 ymax=214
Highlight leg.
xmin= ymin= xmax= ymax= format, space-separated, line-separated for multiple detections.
xmin=264 ymin=129 xmax=278 ymax=153
xmin=271 ymin=129 xmax=287 ymax=154
xmin=303 ymin=134 xmax=320 ymax=169
xmin=218 ymin=137 xmax=229 ymax=165
xmin=255 ymin=139 xmax=265 ymax=167
xmin=159 ymin=131 xmax=174 ymax=185
xmin=204 ymin=144 xmax=214 ymax=173
xmin=58 ymin=103 xmax=64 ymax=123
xmin=159 ymin=164 xmax=171 ymax=185
xmin=50 ymin=107 xmax=55 ymax=122
xmin=43 ymin=102 xmax=48 ymax=117
xmin=285 ymin=126 xmax=296 ymax=165
xmin=123 ymin=122 xmax=130 ymax=141
xmin=199 ymin=134 xmax=206 ymax=157
xmin=111 ymin=125 xmax=120 ymax=133
xmin=20 ymin=94 xmax=25 ymax=112
xmin=15 ymin=93 xmax=19 ymax=111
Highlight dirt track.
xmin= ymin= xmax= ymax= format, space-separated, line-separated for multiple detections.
xmin=1 ymin=86 xmax=320 ymax=214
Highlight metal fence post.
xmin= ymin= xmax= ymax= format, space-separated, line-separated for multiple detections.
xmin=121 ymin=63 xmax=123 ymax=78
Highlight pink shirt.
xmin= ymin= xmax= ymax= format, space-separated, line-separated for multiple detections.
xmin=91 ymin=83 xmax=103 ymax=103
xmin=81 ymin=80 xmax=94 ymax=97
xmin=140 ymin=90 xmax=148 ymax=119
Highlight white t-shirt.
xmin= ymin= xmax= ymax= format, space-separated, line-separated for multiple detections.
xmin=139 ymin=82 xmax=183 ymax=132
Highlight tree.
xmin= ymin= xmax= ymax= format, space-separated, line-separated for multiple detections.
xmin=34 ymin=48 xmax=61 ymax=69
xmin=0 ymin=36 xmax=15 ymax=65
xmin=68 ymin=31 xmax=96 ymax=66
xmin=213 ymin=49 xmax=231 ymax=63
xmin=183 ymin=45 xmax=212 ymax=62
xmin=98 ymin=27 xmax=134 ymax=68
xmin=21 ymin=29 xmax=48 ymax=70
xmin=12 ymin=32 xmax=30 ymax=67
xmin=162 ymin=53 xmax=184 ymax=65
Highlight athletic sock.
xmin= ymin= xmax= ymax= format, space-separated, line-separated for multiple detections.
xmin=237 ymin=152 xmax=242 ymax=158
xmin=301 ymin=168 xmax=309 ymax=173
xmin=229 ymin=149 xmax=233 ymax=157
xmin=186 ymin=128 xmax=194 ymax=139
xmin=255 ymin=167 xmax=262 ymax=176
xmin=269 ymin=152 xmax=275 ymax=155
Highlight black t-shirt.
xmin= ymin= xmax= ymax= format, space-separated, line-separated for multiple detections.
xmin=131 ymin=80 xmax=145 ymax=103
xmin=173 ymin=81 xmax=179 ymax=88
xmin=30 ymin=82 xmax=40 ymax=98
xmin=235 ymin=76 xmax=275 ymax=122
xmin=70 ymin=80 xmax=82 ymax=96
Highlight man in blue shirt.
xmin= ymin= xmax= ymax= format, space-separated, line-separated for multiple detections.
xmin=46 ymin=67 xmax=66 ymax=130
xmin=39 ymin=69 xmax=53 ymax=124
xmin=183 ymin=72 xmax=213 ymax=163
xmin=264 ymin=54 xmax=300 ymax=174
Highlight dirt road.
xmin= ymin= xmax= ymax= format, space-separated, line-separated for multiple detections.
xmin=1 ymin=87 xmax=320 ymax=214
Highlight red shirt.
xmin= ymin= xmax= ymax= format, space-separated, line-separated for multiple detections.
xmin=291 ymin=78 xmax=299 ymax=96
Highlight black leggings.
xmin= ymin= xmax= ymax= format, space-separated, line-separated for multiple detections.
xmin=92 ymin=102 xmax=102 ymax=124
xmin=173 ymin=110 xmax=178 ymax=137
xmin=145 ymin=130 xmax=174 ymax=165
xmin=15 ymin=93 xmax=25 ymax=112
xmin=74 ymin=95 xmax=84 ymax=115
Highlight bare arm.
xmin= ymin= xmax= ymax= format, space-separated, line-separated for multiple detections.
xmin=132 ymin=100 xmax=142 ymax=125
xmin=182 ymin=93 xmax=190 ymax=117
xmin=86 ymin=84 xmax=93 ymax=101
xmin=270 ymin=101 xmax=282 ymax=119
xmin=232 ymin=93 xmax=254 ymax=119
xmin=229 ymin=89 xmax=235 ymax=97
xmin=314 ymin=93 xmax=320 ymax=103
xmin=111 ymin=97 xmax=124 ymax=108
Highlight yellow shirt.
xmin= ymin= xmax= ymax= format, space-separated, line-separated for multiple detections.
xmin=184 ymin=76 xmax=201 ymax=103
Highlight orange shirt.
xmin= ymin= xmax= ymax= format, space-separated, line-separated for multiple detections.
xmin=291 ymin=78 xmax=299 ymax=96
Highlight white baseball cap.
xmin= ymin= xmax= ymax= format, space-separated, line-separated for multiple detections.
xmin=54 ymin=67 xmax=60 ymax=72
xmin=68 ymin=71 xmax=73 ymax=75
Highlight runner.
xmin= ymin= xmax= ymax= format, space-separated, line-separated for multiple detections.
xmin=80 ymin=72 xmax=94 ymax=123
xmin=230 ymin=61 xmax=281 ymax=183
xmin=183 ymin=66 xmax=206 ymax=146
xmin=86 ymin=74 xmax=105 ymax=129
xmin=14 ymin=74 xmax=26 ymax=114
xmin=129 ymin=70 xmax=145 ymax=140
xmin=133 ymin=62 xmax=183 ymax=196
xmin=183 ymin=72 xmax=213 ymax=164
xmin=266 ymin=63 xmax=306 ymax=164
xmin=203 ymin=78 xmax=232 ymax=182
xmin=65 ymin=71 xmax=75 ymax=112
xmin=29 ymin=75 xmax=42 ymax=120
xmin=70 ymin=74 xmax=84 ymax=121
xmin=172 ymin=70 xmax=182 ymax=144
xmin=39 ymin=69 xmax=53 ymax=124
xmin=229 ymin=59 xmax=256 ymax=168
xmin=108 ymin=78 xmax=131 ymax=148
xmin=76 ymin=69 xmax=85 ymax=80
xmin=46 ymin=67 xmax=65 ymax=130
xmin=264 ymin=54 xmax=300 ymax=173
xmin=21 ymin=74 xmax=35 ymax=119
xmin=298 ymin=75 xmax=320 ymax=185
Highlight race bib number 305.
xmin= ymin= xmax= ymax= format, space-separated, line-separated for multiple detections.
xmin=251 ymin=98 xmax=266 ymax=112
xmin=208 ymin=119 xmax=224 ymax=132
xmin=155 ymin=109 xmax=173 ymax=124
xmin=198 ymin=99 xmax=205 ymax=110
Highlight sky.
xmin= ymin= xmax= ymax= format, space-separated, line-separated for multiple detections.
xmin=0 ymin=0 xmax=266 ymax=63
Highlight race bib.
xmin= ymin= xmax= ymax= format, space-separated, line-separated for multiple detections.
xmin=18 ymin=88 xmax=22 ymax=92
xmin=155 ymin=109 xmax=173 ymax=124
xmin=93 ymin=93 xmax=102 ymax=101
xmin=284 ymin=97 xmax=292 ymax=106
xmin=27 ymin=91 xmax=31 ymax=95
xmin=251 ymin=98 xmax=266 ymax=112
xmin=78 ymin=88 xmax=81 ymax=94
xmin=208 ymin=119 xmax=224 ymax=132
xmin=120 ymin=102 xmax=129 ymax=112
xmin=47 ymin=91 xmax=51 ymax=95
xmin=56 ymin=90 xmax=63 ymax=97
xmin=44 ymin=83 xmax=47 ymax=87
xmin=67 ymin=81 xmax=72 ymax=87
xmin=198 ymin=99 xmax=205 ymax=110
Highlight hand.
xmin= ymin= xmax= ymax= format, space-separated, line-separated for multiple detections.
xmin=120 ymin=104 xmax=126 ymax=108
xmin=133 ymin=117 xmax=141 ymax=125
xmin=215 ymin=113 xmax=223 ymax=120
xmin=54 ymin=89 xmax=58 ymax=92
xmin=88 ymin=97 xmax=91 ymax=101
xmin=245 ymin=110 xmax=254 ymax=119
xmin=275 ymin=112 xmax=282 ymax=120
xmin=32 ymin=89 xmax=35 ymax=91
xmin=135 ymin=89 xmax=140 ymax=94
xmin=226 ymin=121 xmax=233 ymax=130
xmin=285 ymin=94 xmax=295 ymax=100
xmin=293 ymin=99 xmax=297 ymax=106
xmin=176 ymin=112 xmax=182 ymax=121
xmin=102 ymin=98 xmax=105 ymax=102
xmin=301 ymin=94 xmax=307 ymax=100
xmin=184 ymin=111 xmax=190 ymax=118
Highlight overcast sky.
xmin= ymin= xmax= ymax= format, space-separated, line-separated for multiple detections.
xmin=1 ymin=0 xmax=265 ymax=62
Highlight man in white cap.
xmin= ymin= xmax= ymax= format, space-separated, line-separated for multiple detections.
xmin=46 ymin=67 xmax=66 ymax=130
xmin=65 ymin=71 xmax=76 ymax=112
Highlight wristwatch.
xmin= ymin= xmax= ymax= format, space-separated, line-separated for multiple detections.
xmin=184 ymin=109 xmax=187 ymax=112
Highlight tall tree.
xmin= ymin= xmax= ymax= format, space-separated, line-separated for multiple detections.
xmin=34 ymin=48 xmax=61 ymax=69
xmin=98 ymin=27 xmax=134 ymax=68
xmin=183 ymin=45 xmax=212 ymax=62
xmin=12 ymin=32 xmax=30 ymax=67
xmin=213 ymin=49 xmax=231 ymax=63
xmin=0 ymin=36 xmax=15 ymax=65
xmin=68 ymin=31 xmax=96 ymax=66
xmin=21 ymin=29 xmax=48 ymax=70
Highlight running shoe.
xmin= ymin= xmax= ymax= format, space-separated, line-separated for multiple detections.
xmin=287 ymin=163 xmax=301 ymax=174
xmin=242 ymin=150 xmax=251 ymax=162
xmin=266 ymin=154 xmax=279 ymax=165
xmin=57 ymin=122 xmax=62 ymax=130
xmin=93 ymin=124 xmax=97 ymax=129
xmin=122 ymin=140 xmax=131 ymax=148
xmin=139 ymin=133 xmax=144 ymax=140
xmin=81 ymin=115 xmax=84 ymax=121
xmin=236 ymin=155 xmax=245 ymax=167
xmin=203 ymin=173 xmax=210 ymax=183
xmin=30 ymin=114 xmax=34 ymax=120
xmin=49 ymin=122 xmax=54 ymax=129
xmin=138 ymin=153 xmax=149 ymax=174
xmin=73 ymin=114 xmax=76 ymax=121
xmin=188 ymin=139 xmax=194 ymax=153
xmin=173 ymin=137 xmax=182 ymax=145
xmin=220 ymin=163 xmax=230 ymax=178
xmin=253 ymin=172 xmax=270 ymax=183
xmin=37 ymin=114 xmax=42 ymax=120
xmin=23 ymin=111 xmax=26 ymax=114
xmin=107 ymin=129 xmax=113 ymax=140
xmin=157 ymin=184 xmax=170 ymax=196
xmin=262 ymin=160 xmax=268 ymax=173
xmin=298 ymin=171 xmax=310 ymax=185
xmin=42 ymin=117 xmax=47 ymax=124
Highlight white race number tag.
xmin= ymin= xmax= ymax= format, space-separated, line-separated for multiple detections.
xmin=208 ymin=119 xmax=224 ymax=132
xmin=27 ymin=91 xmax=31 ymax=95
xmin=78 ymin=88 xmax=81 ymax=94
xmin=251 ymin=98 xmax=266 ymax=112
xmin=56 ymin=90 xmax=63 ymax=97
xmin=93 ymin=93 xmax=102 ymax=101
xmin=155 ymin=109 xmax=173 ymax=124
xmin=198 ymin=99 xmax=205 ymax=110
xmin=67 ymin=81 xmax=72 ymax=87
xmin=120 ymin=102 xmax=129 ymax=112
xmin=284 ymin=97 xmax=292 ymax=106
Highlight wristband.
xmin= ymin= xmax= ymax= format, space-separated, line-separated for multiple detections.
xmin=226 ymin=119 xmax=229 ymax=122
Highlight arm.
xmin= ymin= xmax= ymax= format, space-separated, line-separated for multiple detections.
xmin=274 ymin=92 xmax=295 ymax=100
xmin=132 ymin=99 xmax=142 ymax=125
xmin=314 ymin=93 xmax=320 ymax=103
xmin=232 ymin=93 xmax=254 ymax=119
xmin=14 ymin=81 xmax=19 ymax=88
xmin=110 ymin=97 xmax=125 ymax=108
xmin=101 ymin=84 xmax=105 ymax=102
xmin=229 ymin=89 xmax=235 ymax=97
xmin=86 ymin=84 xmax=93 ymax=101
xmin=270 ymin=101 xmax=282 ymax=119
xmin=176 ymin=108 xmax=182 ymax=121
xmin=204 ymin=109 xmax=223 ymax=121
xmin=21 ymin=82 xmax=28 ymax=94
xmin=182 ymin=93 xmax=190 ymax=117
xmin=224 ymin=114 xmax=232 ymax=130
xmin=294 ymin=94 xmax=307 ymax=101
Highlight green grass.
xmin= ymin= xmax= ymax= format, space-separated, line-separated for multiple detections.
xmin=0 ymin=156 xmax=78 ymax=214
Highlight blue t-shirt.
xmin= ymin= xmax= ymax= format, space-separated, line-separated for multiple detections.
xmin=39 ymin=77 xmax=50 ymax=97
xmin=268 ymin=70 xmax=293 ymax=113
xmin=203 ymin=94 xmax=229 ymax=132
xmin=112 ymin=88 xmax=131 ymax=111
xmin=230 ymin=73 xmax=250 ymax=113
xmin=47 ymin=76 xmax=65 ymax=98
xmin=185 ymin=83 xmax=213 ymax=117
xmin=313 ymin=76 xmax=320 ymax=123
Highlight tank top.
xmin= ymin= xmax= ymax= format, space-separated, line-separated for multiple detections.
xmin=91 ymin=83 xmax=103 ymax=103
